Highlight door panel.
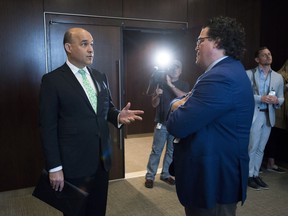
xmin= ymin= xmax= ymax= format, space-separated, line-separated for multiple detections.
xmin=45 ymin=14 xmax=124 ymax=179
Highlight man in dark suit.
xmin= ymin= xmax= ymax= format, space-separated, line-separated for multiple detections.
xmin=39 ymin=27 xmax=143 ymax=216
xmin=166 ymin=16 xmax=254 ymax=216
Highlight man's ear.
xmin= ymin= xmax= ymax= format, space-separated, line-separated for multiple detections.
xmin=255 ymin=57 xmax=259 ymax=64
xmin=64 ymin=43 xmax=71 ymax=53
xmin=213 ymin=37 xmax=221 ymax=49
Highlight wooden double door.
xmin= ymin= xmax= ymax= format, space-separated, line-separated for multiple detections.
xmin=45 ymin=13 xmax=191 ymax=180
xmin=45 ymin=13 xmax=124 ymax=179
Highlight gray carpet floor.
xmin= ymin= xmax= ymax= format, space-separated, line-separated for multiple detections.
xmin=1 ymin=170 xmax=288 ymax=216
xmin=1 ymin=134 xmax=288 ymax=215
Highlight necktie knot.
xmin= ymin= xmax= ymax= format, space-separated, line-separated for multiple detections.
xmin=78 ymin=69 xmax=86 ymax=76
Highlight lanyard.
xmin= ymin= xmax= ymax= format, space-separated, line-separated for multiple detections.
xmin=252 ymin=68 xmax=271 ymax=95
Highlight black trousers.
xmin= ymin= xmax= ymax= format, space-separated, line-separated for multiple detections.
xmin=185 ymin=203 xmax=237 ymax=216
xmin=64 ymin=162 xmax=109 ymax=216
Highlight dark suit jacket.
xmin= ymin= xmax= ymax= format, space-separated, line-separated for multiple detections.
xmin=166 ymin=57 xmax=254 ymax=208
xmin=39 ymin=63 xmax=120 ymax=179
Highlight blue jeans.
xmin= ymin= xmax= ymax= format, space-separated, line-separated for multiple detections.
xmin=145 ymin=124 xmax=174 ymax=180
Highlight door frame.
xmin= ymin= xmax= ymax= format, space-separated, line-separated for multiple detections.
xmin=44 ymin=12 xmax=125 ymax=180
xmin=43 ymin=11 xmax=188 ymax=180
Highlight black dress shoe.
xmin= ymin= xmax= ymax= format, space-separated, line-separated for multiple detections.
xmin=267 ymin=165 xmax=286 ymax=173
xmin=254 ymin=176 xmax=269 ymax=189
xmin=145 ymin=179 xmax=154 ymax=188
xmin=248 ymin=177 xmax=261 ymax=191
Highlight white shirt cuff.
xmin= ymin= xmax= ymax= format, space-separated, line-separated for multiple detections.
xmin=49 ymin=166 xmax=63 ymax=172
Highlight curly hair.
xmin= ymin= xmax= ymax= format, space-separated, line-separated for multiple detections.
xmin=204 ymin=16 xmax=246 ymax=60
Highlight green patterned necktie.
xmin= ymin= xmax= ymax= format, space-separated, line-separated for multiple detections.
xmin=78 ymin=69 xmax=97 ymax=113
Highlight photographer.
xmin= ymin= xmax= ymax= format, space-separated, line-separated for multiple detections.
xmin=145 ymin=60 xmax=189 ymax=188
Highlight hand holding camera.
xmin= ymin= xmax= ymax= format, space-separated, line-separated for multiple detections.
xmin=155 ymin=84 xmax=163 ymax=96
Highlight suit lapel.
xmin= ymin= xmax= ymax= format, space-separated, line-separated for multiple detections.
xmin=269 ymin=72 xmax=276 ymax=91
xmin=60 ymin=64 xmax=96 ymax=113
xmin=268 ymin=71 xmax=276 ymax=126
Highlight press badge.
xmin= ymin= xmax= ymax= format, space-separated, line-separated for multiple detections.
xmin=156 ymin=123 xmax=162 ymax=129
xmin=268 ymin=89 xmax=276 ymax=96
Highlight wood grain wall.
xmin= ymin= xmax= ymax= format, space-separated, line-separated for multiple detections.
xmin=2 ymin=0 xmax=287 ymax=192
xmin=0 ymin=0 xmax=45 ymax=192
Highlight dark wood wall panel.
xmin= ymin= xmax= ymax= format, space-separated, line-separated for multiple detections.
xmin=0 ymin=0 xmax=45 ymax=192
xmin=188 ymin=0 xmax=261 ymax=70
xmin=44 ymin=0 xmax=123 ymax=17
xmin=188 ymin=0 xmax=226 ymax=27
xmin=261 ymin=0 xmax=288 ymax=164
xmin=260 ymin=0 xmax=288 ymax=70
xmin=226 ymin=0 xmax=261 ymax=69
xmin=123 ymin=0 xmax=187 ymax=21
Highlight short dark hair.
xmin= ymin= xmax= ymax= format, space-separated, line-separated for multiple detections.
xmin=203 ymin=16 xmax=246 ymax=60
xmin=63 ymin=30 xmax=73 ymax=45
xmin=254 ymin=46 xmax=269 ymax=58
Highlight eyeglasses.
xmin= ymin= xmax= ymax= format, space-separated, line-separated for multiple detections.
xmin=196 ymin=36 xmax=211 ymax=46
